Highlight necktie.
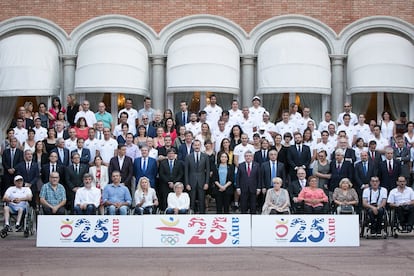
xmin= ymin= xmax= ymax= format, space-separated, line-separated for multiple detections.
xmin=271 ymin=162 xmax=276 ymax=183
xmin=52 ymin=164 xmax=56 ymax=172
xmin=196 ymin=153 xmax=199 ymax=163
xmin=11 ymin=149 xmax=15 ymax=168
xmin=297 ymin=145 xmax=301 ymax=156
xmin=182 ymin=112 xmax=186 ymax=124
xmin=169 ymin=160 xmax=173 ymax=173
xmin=337 ymin=163 xmax=341 ymax=172
xmin=27 ymin=162 xmax=30 ymax=172
xmin=76 ymin=165 xmax=79 ymax=174
xmin=143 ymin=159 xmax=147 ymax=171
xmin=363 ymin=162 xmax=367 ymax=175
xmin=99 ymin=131 xmax=102 ymax=140
xmin=371 ymin=152 xmax=375 ymax=160
xmin=263 ymin=150 xmax=266 ymax=160
xmin=247 ymin=163 xmax=251 ymax=177
xmin=60 ymin=149 xmax=64 ymax=163
xmin=388 ymin=161 xmax=392 ymax=174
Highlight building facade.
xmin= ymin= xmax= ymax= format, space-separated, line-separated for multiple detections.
xmin=0 ymin=1 xmax=413 ymax=139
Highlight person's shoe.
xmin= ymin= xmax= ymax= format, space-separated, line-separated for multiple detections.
xmin=15 ymin=224 xmax=23 ymax=232
xmin=407 ymin=225 xmax=412 ymax=232
xmin=4 ymin=225 xmax=12 ymax=232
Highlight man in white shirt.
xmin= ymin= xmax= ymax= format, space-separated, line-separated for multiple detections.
xmin=13 ymin=118 xmax=28 ymax=145
xmin=318 ymin=111 xmax=336 ymax=132
xmin=327 ymin=123 xmax=338 ymax=146
xmin=354 ymin=113 xmax=371 ymax=144
xmin=297 ymin=106 xmax=315 ymax=134
xmin=316 ymin=130 xmax=335 ymax=160
xmin=204 ymin=94 xmax=222 ymax=130
xmin=33 ymin=117 xmax=47 ymax=142
xmin=95 ymin=121 xmax=105 ymax=140
xmin=74 ymin=100 xmax=97 ymax=127
xmin=337 ymin=114 xmax=356 ymax=147
xmin=2 ymin=175 xmax=32 ymax=232
xmin=369 ymin=125 xmax=389 ymax=155
xmin=84 ymin=128 xmax=99 ymax=165
xmin=387 ymin=176 xmax=414 ymax=232
xmin=275 ymin=110 xmax=297 ymax=142
xmin=65 ymin=128 xmax=78 ymax=152
xmin=55 ymin=120 xmax=67 ymax=139
xmin=239 ymin=107 xmax=255 ymax=140
xmin=259 ymin=111 xmax=276 ymax=138
xmin=146 ymin=138 xmax=158 ymax=159
xmin=185 ymin=112 xmax=201 ymax=137
xmin=73 ymin=173 xmax=101 ymax=215
xmin=98 ymin=128 xmax=118 ymax=166
xmin=249 ymin=96 xmax=266 ymax=127
xmin=362 ymin=176 xmax=388 ymax=235
xmin=118 ymin=98 xmax=138 ymax=135
xmin=233 ymin=133 xmax=255 ymax=167
xmin=213 ymin=120 xmax=230 ymax=153
xmin=337 ymin=102 xmax=358 ymax=126
xmin=113 ymin=112 xmax=130 ymax=138
xmin=137 ymin=97 xmax=155 ymax=124
xmin=229 ymin=100 xmax=243 ymax=126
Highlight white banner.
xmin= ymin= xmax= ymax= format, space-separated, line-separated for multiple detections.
xmin=143 ymin=215 xmax=251 ymax=247
xmin=251 ymin=215 xmax=359 ymax=247
xmin=37 ymin=215 xmax=143 ymax=247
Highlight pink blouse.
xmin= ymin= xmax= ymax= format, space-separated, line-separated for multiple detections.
xmin=298 ymin=187 xmax=328 ymax=208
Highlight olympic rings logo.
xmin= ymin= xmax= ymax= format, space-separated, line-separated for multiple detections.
xmin=161 ymin=235 xmax=179 ymax=245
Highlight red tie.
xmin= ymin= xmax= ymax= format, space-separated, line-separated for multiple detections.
xmin=388 ymin=161 xmax=393 ymax=174
xmin=247 ymin=163 xmax=251 ymax=177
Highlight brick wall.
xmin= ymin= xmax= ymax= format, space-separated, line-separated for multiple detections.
xmin=1 ymin=0 xmax=413 ymax=34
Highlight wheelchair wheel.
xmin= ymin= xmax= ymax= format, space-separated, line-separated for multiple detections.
xmin=0 ymin=228 xmax=8 ymax=239
xmin=24 ymin=230 xmax=29 ymax=238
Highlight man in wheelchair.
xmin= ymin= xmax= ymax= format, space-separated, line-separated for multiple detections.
xmin=387 ymin=176 xmax=414 ymax=232
xmin=362 ymin=176 xmax=388 ymax=234
xmin=2 ymin=175 xmax=33 ymax=232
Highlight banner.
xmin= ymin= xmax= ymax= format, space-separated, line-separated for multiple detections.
xmin=143 ymin=214 xmax=251 ymax=247
xmin=251 ymin=215 xmax=359 ymax=247
xmin=37 ymin=215 xmax=143 ymax=247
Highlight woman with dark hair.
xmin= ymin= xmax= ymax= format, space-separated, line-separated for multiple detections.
xmin=353 ymin=137 xmax=368 ymax=163
xmin=1 ymin=128 xmax=17 ymax=154
xmin=116 ymin=123 xmax=129 ymax=145
xmin=134 ymin=125 xmax=148 ymax=148
xmin=74 ymin=117 xmax=89 ymax=140
xmin=163 ymin=117 xmax=177 ymax=145
xmin=66 ymin=94 xmax=80 ymax=127
xmin=229 ymin=124 xmax=243 ymax=150
xmin=162 ymin=109 xmax=174 ymax=125
xmin=217 ymin=138 xmax=233 ymax=165
xmin=35 ymin=102 xmax=53 ymax=128
xmin=48 ymin=96 xmax=66 ymax=128
xmin=57 ymin=111 xmax=70 ymax=130
xmin=43 ymin=127 xmax=57 ymax=153
xmin=380 ymin=111 xmax=394 ymax=143
xmin=173 ymin=125 xmax=186 ymax=149
xmin=298 ymin=175 xmax=328 ymax=214
xmin=403 ymin=121 xmax=414 ymax=148
xmin=22 ymin=129 xmax=36 ymax=153
xmin=211 ymin=152 xmax=235 ymax=214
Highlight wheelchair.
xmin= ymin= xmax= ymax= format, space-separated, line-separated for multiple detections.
xmin=389 ymin=207 xmax=414 ymax=238
xmin=1 ymin=202 xmax=35 ymax=238
xmin=360 ymin=207 xmax=389 ymax=239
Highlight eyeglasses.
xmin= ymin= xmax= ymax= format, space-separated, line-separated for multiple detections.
xmin=50 ymin=176 xmax=59 ymax=179
xmin=344 ymin=105 xmax=351 ymax=107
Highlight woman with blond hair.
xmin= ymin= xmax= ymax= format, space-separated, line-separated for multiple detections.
xmin=134 ymin=176 xmax=158 ymax=215
xmin=333 ymin=178 xmax=359 ymax=214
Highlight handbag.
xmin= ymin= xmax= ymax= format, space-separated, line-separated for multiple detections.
xmin=340 ymin=205 xmax=354 ymax=214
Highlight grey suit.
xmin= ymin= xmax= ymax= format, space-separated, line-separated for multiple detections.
xmin=184 ymin=152 xmax=210 ymax=213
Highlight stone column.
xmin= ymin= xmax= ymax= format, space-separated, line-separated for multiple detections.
xmin=330 ymin=55 xmax=346 ymax=121
xmin=241 ymin=55 xmax=256 ymax=107
xmin=150 ymin=54 xmax=166 ymax=111
xmin=61 ymin=55 xmax=77 ymax=106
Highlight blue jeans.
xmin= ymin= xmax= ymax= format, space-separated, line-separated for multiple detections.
xmin=134 ymin=206 xmax=154 ymax=215
xmin=165 ymin=208 xmax=188 ymax=214
xmin=74 ymin=204 xmax=96 ymax=215
xmin=106 ymin=205 xmax=129 ymax=215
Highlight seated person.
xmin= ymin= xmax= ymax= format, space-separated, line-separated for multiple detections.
xmin=166 ymin=182 xmax=190 ymax=214
xmin=2 ymin=175 xmax=33 ymax=232
xmin=39 ymin=171 xmax=67 ymax=215
xmin=134 ymin=177 xmax=158 ymax=215
xmin=288 ymin=168 xmax=307 ymax=213
xmin=387 ymin=176 xmax=414 ymax=232
xmin=103 ymin=171 xmax=132 ymax=215
xmin=298 ymin=175 xmax=328 ymax=214
xmin=262 ymin=177 xmax=290 ymax=215
xmin=332 ymin=178 xmax=359 ymax=214
xmin=362 ymin=176 xmax=388 ymax=234
xmin=73 ymin=173 xmax=101 ymax=215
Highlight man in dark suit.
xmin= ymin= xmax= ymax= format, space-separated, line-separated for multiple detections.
xmin=236 ymin=150 xmax=261 ymax=214
xmin=378 ymin=146 xmax=401 ymax=192
xmin=329 ymin=148 xmax=354 ymax=192
xmin=71 ymin=138 xmax=91 ymax=165
xmin=41 ymin=152 xmax=65 ymax=185
xmin=65 ymin=152 xmax=89 ymax=211
xmin=9 ymin=106 xmax=34 ymax=130
xmin=52 ymin=138 xmax=70 ymax=167
xmin=288 ymin=168 xmax=307 ymax=213
xmin=175 ymin=100 xmax=190 ymax=131
xmin=133 ymin=145 xmax=158 ymax=190
xmin=141 ymin=114 xmax=156 ymax=138
xmin=109 ymin=144 xmax=134 ymax=192
xmin=354 ymin=151 xmax=378 ymax=192
xmin=367 ymin=140 xmax=382 ymax=167
xmin=15 ymin=149 xmax=39 ymax=207
xmin=393 ymin=135 xmax=410 ymax=178
xmin=254 ymin=139 xmax=271 ymax=165
xmin=158 ymin=148 xmax=184 ymax=210
xmin=287 ymin=132 xmax=311 ymax=180
xmin=1 ymin=137 xmax=24 ymax=196
xmin=178 ymin=131 xmax=194 ymax=161
xmin=184 ymin=139 xmax=210 ymax=214
xmin=331 ymin=137 xmax=357 ymax=164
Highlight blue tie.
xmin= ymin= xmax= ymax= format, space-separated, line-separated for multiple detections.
xmin=271 ymin=162 xmax=276 ymax=186
xmin=169 ymin=160 xmax=173 ymax=173
xmin=363 ymin=162 xmax=367 ymax=176
xmin=143 ymin=159 xmax=147 ymax=172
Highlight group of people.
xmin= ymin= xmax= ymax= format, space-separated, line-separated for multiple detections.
xmin=1 ymin=94 xmax=414 ymax=234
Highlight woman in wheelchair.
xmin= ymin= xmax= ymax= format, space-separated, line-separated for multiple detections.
xmin=2 ymin=175 xmax=32 ymax=232
xmin=166 ymin=182 xmax=190 ymax=214
xmin=297 ymin=176 xmax=328 ymax=214
xmin=332 ymin=178 xmax=358 ymax=214
xmin=134 ymin=177 xmax=158 ymax=215
xmin=387 ymin=176 xmax=414 ymax=232
xmin=262 ymin=177 xmax=290 ymax=215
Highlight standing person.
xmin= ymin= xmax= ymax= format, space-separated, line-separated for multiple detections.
xmin=66 ymin=94 xmax=80 ymax=127
xmin=74 ymin=100 xmax=97 ymax=127
xmin=84 ymin=128 xmax=99 ymax=164
xmin=133 ymin=146 xmax=158 ymax=190
xmin=174 ymin=125 xmax=187 ymax=150
xmin=177 ymin=130 xmax=194 ymax=162
xmin=33 ymin=117 xmax=48 ymax=142
xmin=2 ymin=175 xmax=33 ymax=232
xmin=337 ymin=102 xmax=357 ymax=126
xmin=108 ymin=144 xmax=134 ymax=193
xmin=163 ymin=118 xmax=177 ymax=145
xmin=184 ymin=139 xmax=210 ymax=214
xmin=236 ymin=151 xmax=261 ymax=214
xmin=73 ymin=173 xmax=101 ymax=215
xmin=102 ymin=171 xmax=131 ymax=215
xmin=328 ymin=148 xmax=354 ymax=194
xmin=204 ymin=94 xmax=222 ymax=131
xmin=378 ymin=146 xmax=401 ymax=192
xmin=233 ymin=133 xmax=255 ymax=167
xmin=74 ymin=117 xmax=89 ymax=140
xmin=175 ymin=100 xmax=190 ymax=131
xmin=138 ymin=97 xmax=155 ymax=124
xmin=39 ymin=171 xmax=67 ymax=215
xmin=35 ymin=102 xmax=52 ymax=128
xmin=71 ymin=138 xmax=91 ymax=165
xmin=1 ymin=137 xmax=24 ymax=197
xmin=312 ymin=150 xmax=331 ymax=193
xmin=393 ymin=135 xmax=410 ymax=179
xmin=249 ymin=96 xmax=267 ymax=129
xmin=52 ymin=138 xmax=70 ymax=167
xmin=394 ymin=112 xmax=408 ymax=137
xmin=261 ymin=149 xmax=286 ymax=190
xmin=287 ymin=132 xmax=311 ymax=180
xmin=380 ymin=111 xmax=394 ymax=143
xmin=118 ymin=98 xmax=139 ymax=136
xmin=211 ymin=152 xmax=234 ymax=214
xmin=94 ymin=102 xmax=113 ymax=130
xmin=40 ymin=152 xmax=65 ymax=185
xmin=158 ymin=148 xmax=184 ymax=211
xmin=97 ymin=128 xmax=118 ymax=166
xmin=48 ymin=97 xmax=66 ymax=128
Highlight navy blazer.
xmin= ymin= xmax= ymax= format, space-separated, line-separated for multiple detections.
xmin=354 ymin=160 xmax=378 ymax=192
xmin=41 ymin=163 xmax=65 ymax=184
xmin=52 ymin=147 xmax=70 ymax=167
xmin=236 ymin=161 xmax=261 ymax=193
xmin=65 ymin=163 xmax=89 ymax=191
xmin=331 ymin=148 xmax=356 ymax=164
xmin=133 ymin=156 xmax=158 ymax=188
xmin=260 ymin=160 xmax=286 ymax=189
xmin=254 ymin=150 xmax=269 ymax=165
xmin=378 ymin=159 xmax=401 ymax=191
xmin=178 ymin=143 xmax=194 ymax=162
xmin=15 ymin=161 xmax=40 ymax=191
xmin=328 ymin=160 xmax=353 ymax=191
xmin=71 ymin=148 xmax=91 ymax=165
xmin=287 ymin=144 xmax=311 ymax=178
xmin=158 ymin=159 xmax=184 ymax=186
xmin=2 ymin=147 xmax=24 ymax=171
xmin=175 ymin=111 xmax=190 ymax=130
xmin=109 ymin=156 xmax=134 ymax=187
